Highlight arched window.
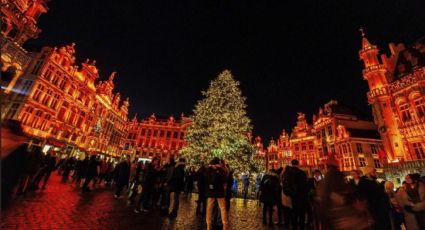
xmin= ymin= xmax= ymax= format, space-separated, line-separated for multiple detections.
xmin=399 ymin=103 xmax=411 ymax=122
xmin=414 ymin=98 xmax=425 ymax=118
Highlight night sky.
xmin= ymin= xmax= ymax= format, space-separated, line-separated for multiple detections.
xmin=26 ymin=0 xmax=425 ymax=143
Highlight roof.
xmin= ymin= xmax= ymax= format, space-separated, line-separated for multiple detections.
xmin=393 ymin=36 xmax=425 ymax=81
xmin=346 ymin=128 xmax=381 ymax=139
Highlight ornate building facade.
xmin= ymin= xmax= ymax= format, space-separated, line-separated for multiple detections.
xmin=124 ymin=114 xmax=192 ymax=164
xmin=1 ymin=0 xmax=48 ymax=93
xmin=1 ymin=0 xmax=129 ymax=157
xmin=359 ymin=30 xmax=425 ymax=183
xmin=266 ymin=100 xmax=384 ymax=175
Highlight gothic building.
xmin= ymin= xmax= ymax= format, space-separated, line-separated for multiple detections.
xmin=359 ymin=30 xmax=425 ymax=183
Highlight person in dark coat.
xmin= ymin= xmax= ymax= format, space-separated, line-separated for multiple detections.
xmin=114 ymin=156 xmax=131 ymax=198
xmin=61 ymin=156 xmax=76 ymax=182
xmin=196 ymin=164 xmax=207 ymax=216
xmin=135 ymin=157 xmax=160 ymax=213
xmin=17 ymin=146 xmax=44 ymax=194
xmin=205 ymin=157 xmax=229 ymax=230
xmin=82 ymin=155 xmax=99 ymax=193
xmin=31 ymin=151 xmax=56 ymax=190
xmin=1 ymin=119 xmax=29 ymax=209
xmin=282 ymin=159 xmax=308 ymax=230
xmin=168 ymin=158 xmax=186 ymax=217
xmin=225 ymin=168 xmax=234 ymax=211
xmin=260 ymin=169 xmax=281 ymax=226
xmin=184 ymin=167 xmax=195 ymax=197
xmin=159 ymin=157 xmax=175 ymax=215
xmin=358 ymin=166 xmax=391 ymax=230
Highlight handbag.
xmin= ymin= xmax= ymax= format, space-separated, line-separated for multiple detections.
xmin=281 ymin=191 xmax=292 ymax=208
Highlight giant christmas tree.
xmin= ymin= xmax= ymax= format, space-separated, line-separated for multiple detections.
xmin=181 ymin=70 xmax=261 ymax=173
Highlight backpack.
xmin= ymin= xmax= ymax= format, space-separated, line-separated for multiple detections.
xmin=207 ymin=167 xmax=223 ymax=190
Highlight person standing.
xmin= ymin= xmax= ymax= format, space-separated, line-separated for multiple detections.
xmin=135 ymin=157 xmax=160 ymax=213
xmin=82 ymin=155 xmax=99 ymax=193
xmin=282 ymin=159 xmax=308 ymax=230
xmin=196 ymin=164 xmax=207 ymax=216
xmin=185 ymin=167 xmax=195 ymax=198
xmin=114 ymin=156 xmax=131 ymax=199
xmin=260 ymin=169 xmax=280 ymax=226
xmin=168 ymin=158 xmax=186 ymax=218
xmin=242 ymin=172 xmax=250 ymax=200
xmin=396 ymin=174 xmax=425 ymax=230
xmin=358 ymin=166 xmax=391 ymax=230
xmin=33 ymin=151 xmax=56 ymax=190
xmin=61 ymin=156 xmax=76 ymax=182
xmin=205 ymin=157 xmax=229 ymax=230
xmin=225 ymin=168 xmax=234 ymax=211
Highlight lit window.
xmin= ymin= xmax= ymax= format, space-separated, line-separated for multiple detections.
xmin=32 ymin=84 xmax=45 ymax=102
xmin=374 ymin=159 xmax=381 ymax=168
xmin=370 ymin=144 xmax=378 ymax=154
xmin=359 ymin=157 xmax=366 ymax=167
xmin=415 ymin=98 xmax=425 ymax=118
xmin=399 ymin=104 xmax=411 ymax=122
xmin=41 ymin=89 xmax=53 ymax=106
xmin=413 ymin=143 xmax=425 ymax=160
xmin=356 ymin=143 xmax=363 ymax=153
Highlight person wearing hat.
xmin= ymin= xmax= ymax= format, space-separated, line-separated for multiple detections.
xmin=358 ymin=165 xmax=391 ymax=230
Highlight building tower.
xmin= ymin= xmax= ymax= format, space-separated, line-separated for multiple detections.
xmin=359 ymin=28 xmax=406 ymax=161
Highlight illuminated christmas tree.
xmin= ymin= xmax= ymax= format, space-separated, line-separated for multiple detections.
xmin=181 ymin=70 xmax=262 ymax=173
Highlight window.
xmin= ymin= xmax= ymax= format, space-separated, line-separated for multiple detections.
xmin=374 ymin=159 xmax=381 ymax=168
xmin=147 ymin=129 xmax=151 ymax=137
xmin=301 ymin=142 xmax=306 ymax=151
xmin=22 ymin=80 xmax=33 ymax=94
xmin=309 ymin=141 xmax=314 ymax=150
xmin=342 ymin=144 xmax=347 ymax=153
xmin=415 ymin=98 xmax=425 ymax=118
xmin=153 ymin=130 xmax=158 ymax=137
xmin=43 ymin=65 xmax=54 ymax=79
xmin=31 ymin=110 xmax=43 ymax=128
xmin=141 ymin=129 xmax=146 ymax=136
xmin=327 ymin=126 xmax=332 ymax=136
xmin=321 ymin=129 xmax=326 ymax=138
xmin=21 ymin=107 xmax=34 ymax=125
xmin=58 ymin=102 xmax=69 ymax=121
xmin=173 ymin=131 xmax=178 ymax=139
xmin=356 ymin=143 xmax=363 ymax=153
xmin=50 ymin=94 xmax=60 ymax=109
xmin=399 ymin=104 xmax=411 ymax=122
xmin=295 ymin=144 xmax=299 ymax=151
xmin=32 ymin=84 xmax=45 ymax=102
xmin=52 ymin=73 xmax=61 ymax=86
xmin=370 ymin=144 xmax=378 ymax=154
xmin=6 ymin=103 xmax=19 ymax=119
xmin=41 ymin=89 xmax=53 ymax=106
xmin=344 ymin=159 xmax=349 ymax=167
xmin=31 ymin=60 xmax=43 ymax=75
xmin=159 ymin=130 xmax=164 ymax=137
xmin=330 ymin=144 xmax=335 ymax=154
xmin=359 ymin=157 xmax=366 ymax=167
xmin=40 ymin=114 xmax=50 ymax=131
xmin=413 ymin=143 xmax=425 ymax=160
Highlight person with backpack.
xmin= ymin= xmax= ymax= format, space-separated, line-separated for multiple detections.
xmin=282 ymin=159 xmax=308 ymax=230
xmin=206 ymin=157 xmax=229 ymax=230
xmin=260 ymin=169 xmax=281 ymax=226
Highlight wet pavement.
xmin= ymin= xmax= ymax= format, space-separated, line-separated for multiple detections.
xmin=1 ymin=174 xmax=281 ymax=230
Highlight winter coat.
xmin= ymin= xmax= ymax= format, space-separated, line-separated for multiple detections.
xmin=170 ymin=162 xmax=185 ymax=192
xmin=396 ymin=182 xmax=425 ymax=230
xmin=282 ymin=166 xmax=308 ymax=206
xmin=196 ymin=166 xmax=207 ymax=196
xmin=358 ymin=176 xmax=391 ymax=230
xmin=116 ymin=161 xmax=131 ymax=186
xmin=206 ymin=165 xmax=226 ymax=198
xmin=260 ymin=172 xmax=280 ymax=205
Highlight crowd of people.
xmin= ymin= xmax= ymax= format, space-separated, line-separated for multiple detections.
xmin=2 ymin=120 xmax=425 ymax=230
xmin=258 ymin=159 xmax=425 ymax=230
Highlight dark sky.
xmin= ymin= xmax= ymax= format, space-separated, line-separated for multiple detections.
xmin=26 ymin=0 xmax=425 ymax=143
